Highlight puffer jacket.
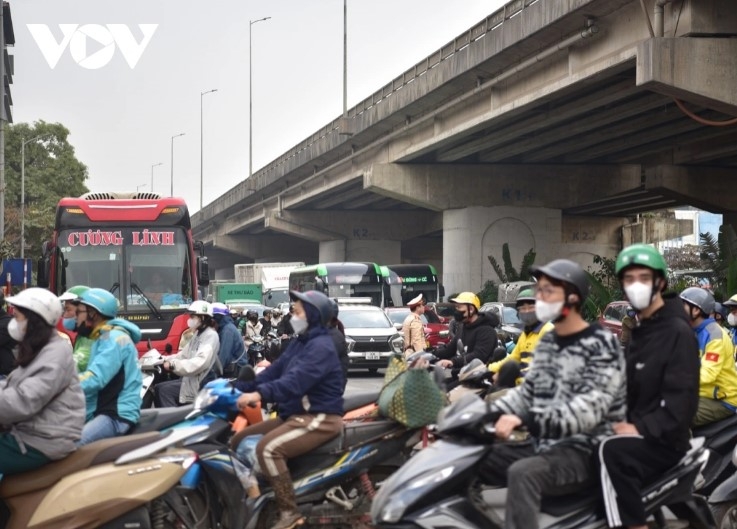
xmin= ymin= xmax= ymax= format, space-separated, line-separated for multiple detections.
xmin=168 ymin=326 xmax=219 ymax=404
xmin=0 ymin=333 xmax=85 ymax=460
xmin=435 ymin=312 xmax=499 ymax=368
xmin=80 ymin=318 xmax=143 ymax=424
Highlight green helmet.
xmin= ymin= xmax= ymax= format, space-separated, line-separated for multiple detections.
xmin=615 ymin=244 xmax=668 ymax=284
xmin=59 ymin=285 xmax=90 ymax=303
xmin=515 ymin=288 xmax=536 ymax=307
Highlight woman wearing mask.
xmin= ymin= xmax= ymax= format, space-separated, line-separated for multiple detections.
xmin=59 ymin=285 xmax=93 ymax=371
xmin=230 ymin=290 xmax=344 ymax=529
xmin=0 ymin=288 xmax=85 ymax=474
xmin=153 ymin=301 xmax=220 ymax=407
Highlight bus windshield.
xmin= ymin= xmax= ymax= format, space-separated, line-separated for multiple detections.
xmin=383 ymin=264 xmax=441 ymax=306
xmin=57 ymin=226 xmax=193 ymax=312
xmin=290 ymin=262 xmax=384 ymax=306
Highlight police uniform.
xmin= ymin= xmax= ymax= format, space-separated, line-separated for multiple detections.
xmin=402 ymin=294 xmax=426 ymax=357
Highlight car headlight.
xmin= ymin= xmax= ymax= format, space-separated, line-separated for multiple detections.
xmin=390 ymin=334 xmax=404 ymax=354
xmin=378 ymin=466 xmax=455 ymax=523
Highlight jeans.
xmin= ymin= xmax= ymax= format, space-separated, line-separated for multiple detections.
xmin=79 ymin=414 xmax=131 ymax=446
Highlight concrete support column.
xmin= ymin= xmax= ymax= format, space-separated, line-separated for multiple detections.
xmin=318 ymin=239 xmax=401 ymax=264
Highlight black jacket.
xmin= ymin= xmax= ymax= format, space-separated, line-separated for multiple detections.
xmin=0 ymin=310 xmax=16 ymax=376
xmin=436 ymin=312 xmax=499 ymax=368
xmin=627 ymin=293 xmax=699 ymax=453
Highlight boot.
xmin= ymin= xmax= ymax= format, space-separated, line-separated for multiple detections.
xmin=269 ymin=473 xmax=304 ymax=529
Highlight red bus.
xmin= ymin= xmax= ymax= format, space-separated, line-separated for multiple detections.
xmin=37 ymin=192 xmax=210 ymax=355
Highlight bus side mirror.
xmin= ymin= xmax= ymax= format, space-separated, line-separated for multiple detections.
xmin=439 ymin=285 xmax=445 ymax=299
xmin=197 ymin=256 xmax=210 ymax=287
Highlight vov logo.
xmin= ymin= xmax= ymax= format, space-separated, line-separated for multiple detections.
xmin=27 ymin=24 xmax=158 ymax=69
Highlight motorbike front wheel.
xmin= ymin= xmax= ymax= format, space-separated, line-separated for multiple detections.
xmin=151 ymin=483 xmax=217 ymax=528
xmin=711 ymin=501 xmax=737 ymax=529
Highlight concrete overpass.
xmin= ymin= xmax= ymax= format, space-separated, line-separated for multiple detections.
xmin=192 ymin=0 xmax=737 ymax=295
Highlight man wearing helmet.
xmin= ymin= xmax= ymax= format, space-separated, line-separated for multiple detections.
xmin=487 ymin=288 xmax=553 ymax=389
xmin=77 ymin=288 xmax=143 ymax=445
xmin=231 ymin=290 xmax=344 ymax=529
xmin=212 ymin=302 xmax=246 ymax=378
xmin=680 ymin=286 xmax=737 ymax=426
xmin=480 ymin=259 xmax=626 ymax=529
xmin=435 ymin=292 xmax=498 ymax=374
xmin=155 ymin=300 xmax=220 ymax=408
xmin=59 ymin=285 xmax=93 ymax=372
xmin=599 ymin=244 xmax=699 ymax=529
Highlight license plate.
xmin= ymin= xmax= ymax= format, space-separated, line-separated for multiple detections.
xmin=366 ymin=352 xmax=381 ymax=360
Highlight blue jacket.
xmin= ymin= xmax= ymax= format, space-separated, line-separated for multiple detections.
xmin=217 ymin=315 xmax=246 ymax=368
xmin=237 ymin=326 xmax=344 ymax=419
xmin=79 ymin=318 xmax=143 ymax=424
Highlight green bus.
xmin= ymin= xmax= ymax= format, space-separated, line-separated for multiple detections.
xmin=288 ymin=262 xmax=385 ymax=307
xmin=381 ymin=264 xmax=444 ymax=307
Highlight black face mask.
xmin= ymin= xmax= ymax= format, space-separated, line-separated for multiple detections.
xmin=75 ymin=323 xmax=93 ymax=337
xmin=453 ymin=310 xmax=466 ymax=322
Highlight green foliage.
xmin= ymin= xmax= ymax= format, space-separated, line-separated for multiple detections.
xmin=487 ymin=243 xmax=536 ymax=283
xmin=2 ymin=121 xmax=89 ymax=258
xmin=476 ymin=280 xmax=497 ymax=304
xmin=699 ymin=225 xmax=737 ymax=300
xmin=582 ymin=255 xmax=623 ymax=322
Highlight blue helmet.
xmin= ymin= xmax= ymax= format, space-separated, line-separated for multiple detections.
xmin=289 ymin=290 xmax=333 ymax=326
xmin=78 ymin=288 xmax=119 ymax=318
xmin=211 ymin=302 xmax=229 ymax=316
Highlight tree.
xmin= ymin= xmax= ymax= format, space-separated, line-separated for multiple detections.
xmin=487 ymin=243 xmax=536 ymax=283
xmin=700 ymin=225 xmax=737 ymax=300
xmin=2 ymin=121 xmax=89 ymax=258
xmin=583 ymin=255 xmax=623 ymax=322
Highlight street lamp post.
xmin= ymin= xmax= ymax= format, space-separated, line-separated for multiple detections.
xmin=20 ymin=135 xmax=49 ymax=259
xmin=200 ymin=88 xmax=218 ymax=210
xmin=249 ymin=16 xmax=271 ymax=179
xmin=170 ymin=133 xmax=185 ymax=197
xmin=150 ymin=162 xmax=163 ymax=193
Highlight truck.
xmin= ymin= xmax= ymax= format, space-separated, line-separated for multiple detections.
xmin=212 ymin=282 xmax=262 ymax=304
xmin=234 ymin=262 xmax=304 ymax=307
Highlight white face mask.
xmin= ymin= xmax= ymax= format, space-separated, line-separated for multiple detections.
xmin=624 ymin=282 xmax=653 ymax=311
xmin=535 ymin=300 xmax=564 ymax=322
xmin=729 ymin=313 xmax=737 ymax=327
xmin=291 ymin=316 xmax=308 ymax=335
xmin=8 ymin=318 xmax=27 ymax=342
xmin=187 ymin=316 xmax=201 ymax=330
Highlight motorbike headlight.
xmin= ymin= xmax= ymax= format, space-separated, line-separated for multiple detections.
xmin=390 ymin=334 xmax=404 ymax=354
xmin=438 ymin=330 xmax=449 ymax=337
xmin=377 ymin=466 xmax=455 ymax=523
xmin=193 ymin=388 xmax=217 ymax=412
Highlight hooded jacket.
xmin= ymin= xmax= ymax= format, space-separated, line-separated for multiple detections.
xmin=215 ymin=314 xmax=246 ymax=369
xmin=627 ymin=293 xmax=699 ymax=452
xmin=168 ymin=325 xmax=219 ymax=404
xmin=79 ymin=318 xmax=143 ymax=425
xmin=0 ymin=333 xmax=85 ymax=460
xmin=436 ymin=312 xmax=499 ymax=368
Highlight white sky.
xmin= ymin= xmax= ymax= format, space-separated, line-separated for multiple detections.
xmin=11 ymin=0 xmax=505 ymax=212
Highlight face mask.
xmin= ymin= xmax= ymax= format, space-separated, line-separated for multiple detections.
xmin=76 ymin=323 xmax=93 ymax=337
xmin=729 ymin=313 xmax=737 ymax=327
xmin=452 ymin=310 xmax=465 ymax=322
xmin=187 ymin=316 xmax=201 ymax=330
xmin=624 ymin=282 xmax=653 ymax=311
xmin=8 ymin=319 xmax=27 ymax=342
xmin=535 ymin=300 xmax=564 ymax=322
xmin=62 ymin=317 xmax=77 ymax=331
xmin=519 ymin=311 xmax=538 ymax=327
xmin=291 ymin=316 xmax=308 ymax=335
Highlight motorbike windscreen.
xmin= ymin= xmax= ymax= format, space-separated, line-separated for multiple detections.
xmin=57 ymin=227 xmax=193 ymax=312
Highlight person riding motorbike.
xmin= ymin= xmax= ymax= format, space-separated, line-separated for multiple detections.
xmin=327 ymin=298 xmax=349 ymax=390
xmin=230 ymin=290 xmax=344 ymax=529
xmin=481 ymin=259 xmax=626 ymax=529
xmin=487 ymin=288 xmax=553 ymax=390
xmin=212 ymin=302 xmax=245 ymax=378
xmin=59 ymin=285 xmax=92 ymax=372
xmin=244 ymin=310 xmax=262 ymax=344
xmin=259 ymin=309 xmax=273 ymax=337
xmin=0 ymin=288 xmax=85 ymax=474
xmin=599 ymin=244 xmax=699 ymax=529
xmin=77 ymin=288 xmax=142 ymax=445
xmin=680 ymin=286 xmax=737 ymax=426
xmin=155 ymin=300 xmax=220 ymax=407
xmin=435 ymin=292 xmax=498 ymax=377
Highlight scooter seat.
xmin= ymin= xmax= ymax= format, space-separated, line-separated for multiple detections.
xmin=541 ymin=490 xmax=601 ymax=517
xmin=342 ymin=391 xmax=380 ymax=412
xmin=693 ymin=414 xmax=737 ymax=439
xmin=0 ymin=432 xmax=162 ymax=498
xmin=130 ymin=405 xmax=196 ymax=434
xmin=306 ymin=419 xmax=404 ymax=456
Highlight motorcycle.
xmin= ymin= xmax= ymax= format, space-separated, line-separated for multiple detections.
xmin=708 ymin=443 xmax=737 ymax=528
xmin=0 ymin=426 xmax=209 ymax=529
xmin=370 ymin=393 xmax=715 ymax=529
xmin=693 ymin=414 xmax=737 ymax=496
xmin=246 ymin=335 xmax=267 ymax=367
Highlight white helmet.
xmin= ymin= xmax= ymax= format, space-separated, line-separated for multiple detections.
xmin=188 ymin=300 xmax=213 ymax=317
xmin=7 ymin=288 xmax=63 ymax=326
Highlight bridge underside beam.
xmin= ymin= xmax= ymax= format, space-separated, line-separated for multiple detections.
xmin=208 ymin=234 xmax=316 ymax=259
xmin=637 ymin=38 xmax=737 ymax=116
xmin=644 ymin=165 xmax=737 ymax=214
xmin=364 ymin=164 xmax=642 ymax=211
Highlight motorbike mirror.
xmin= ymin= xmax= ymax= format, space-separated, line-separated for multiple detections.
xmin=238 ymin=365 xmax=257 ymax=383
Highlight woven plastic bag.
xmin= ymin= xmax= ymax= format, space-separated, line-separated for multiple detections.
xmin=378 ymin=354 xmax=446 ymax=428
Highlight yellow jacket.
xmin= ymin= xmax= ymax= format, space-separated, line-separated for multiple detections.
xmin=489 ymin=321 xmax=554 ymax=374
xmin=696 ymin=319 xmax=737 ymax=406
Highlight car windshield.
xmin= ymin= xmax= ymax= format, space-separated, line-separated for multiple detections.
xmin=340 ymin=309 xmax=394 ymax=328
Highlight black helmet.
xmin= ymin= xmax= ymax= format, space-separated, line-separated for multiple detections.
xmin=263 ymin=309 xmax=271 ymax=317
xmin=329 ymin=298 xmax=339 ymax=320
xmin=714 ymin=302 xmax=729 ymax=321
xmin=246 ymin=310 xmax=258 ymax=320
xmin=531 ymin=259 xmax=589 ymax=302
xmin=289 ymin=290 xmax=333 ymax=326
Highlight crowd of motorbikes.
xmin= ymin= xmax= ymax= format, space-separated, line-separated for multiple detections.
xmin=6 ymin=334 xmax=737 ymax=529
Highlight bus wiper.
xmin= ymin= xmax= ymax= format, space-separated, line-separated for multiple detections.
xmin=110 ymin=282 xmax=120 ymax=294
xmin=130 ymin=283 xmax=163 ymax=320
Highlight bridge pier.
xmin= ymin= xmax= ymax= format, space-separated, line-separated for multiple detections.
xmin=319 ymin=239 xmax=401 ymax=264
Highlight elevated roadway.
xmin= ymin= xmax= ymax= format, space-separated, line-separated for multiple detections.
xmin=192 ymin=0 xmax=737 ymax=294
